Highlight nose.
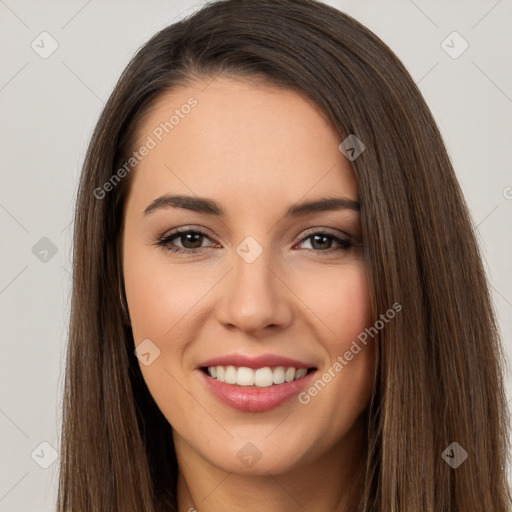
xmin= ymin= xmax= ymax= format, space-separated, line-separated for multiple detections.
xmin=215 ymin=245 xmax=294 ymax=336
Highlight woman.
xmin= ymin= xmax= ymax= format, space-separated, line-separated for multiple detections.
xmin=57 ymin=0 xmax=511 ymax=510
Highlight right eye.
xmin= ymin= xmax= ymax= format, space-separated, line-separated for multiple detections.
xmin=154 ymin=228 xmax=219 ymax=255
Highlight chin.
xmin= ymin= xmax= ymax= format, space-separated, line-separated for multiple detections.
xmin=204 ymin=438 xmax=312 ymax=476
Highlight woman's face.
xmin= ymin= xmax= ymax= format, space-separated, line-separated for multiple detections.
xmin=122 ymin=76 xmax=375 ymax=475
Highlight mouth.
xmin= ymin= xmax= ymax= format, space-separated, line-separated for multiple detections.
xmin=200 ymin=365 xmax=316 ymax=387
xmin=197 ymin=357 xmax=318 ymax=412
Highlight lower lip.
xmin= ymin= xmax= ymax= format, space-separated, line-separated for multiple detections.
xmin=199 ymin=369 xmax=317 ymax=412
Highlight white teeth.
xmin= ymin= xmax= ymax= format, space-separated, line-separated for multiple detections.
xmin=225 ymin=365 xmax=237 ymax=384
xmin=273 ymin=366 xmax=285 ymax=384
xmin=254 ymin=367 xmax=273 ymax=387
xmin=295 ymin=368 xmax=307 ymax=379
xmin=207 ymin=365 xmax=311 ymax=386
xmin=237 ymin=367 xmax=254 ymax=386
xmin=285 ymin=367 xmax=296 ymax=382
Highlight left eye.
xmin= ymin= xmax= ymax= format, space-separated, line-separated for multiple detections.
xmin=296 ymin=232 xmax=353 ymax=252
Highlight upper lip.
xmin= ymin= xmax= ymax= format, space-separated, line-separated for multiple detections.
xmin=198 ymin=353 xmax=317 ymax=370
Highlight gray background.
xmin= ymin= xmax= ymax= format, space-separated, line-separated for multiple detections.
xmin=1 ymin=0 xmax=511 ymax=510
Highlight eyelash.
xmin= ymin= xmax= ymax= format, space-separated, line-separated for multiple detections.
xmin=153 ymin=228 xmax=357 ymax=256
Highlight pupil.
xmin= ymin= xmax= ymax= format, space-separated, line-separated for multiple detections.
xmin=312 ymin=234 xmax=330 ymax=250
xmin=183 ymin=233 xmax=202 ymax=248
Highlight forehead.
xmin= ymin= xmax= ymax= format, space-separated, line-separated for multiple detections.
xmin=127 ymin=76 xmax=359 ymax=215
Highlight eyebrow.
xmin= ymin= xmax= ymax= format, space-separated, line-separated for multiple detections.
xmin=143 ymin=194 xmax=360 ymax=217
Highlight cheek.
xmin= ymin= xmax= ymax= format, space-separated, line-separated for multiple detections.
xmin=328 ymin=267 xmax=374 ymax=385
xmin=297 ymin=261 xmax=372 ymax=343
xmin=296 ymin=263 xmax=375 ymax=408
xmin=123 ymin=246 xmax=208 ymax=343
xmin=334 ymin=268 xmax=373 ymax=344
xmin=123 ymin=247 xmax=205 ymax=419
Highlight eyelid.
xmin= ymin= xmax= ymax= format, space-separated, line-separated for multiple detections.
xmin=161 ymin=226 xmax=220 ymax=247
xmin=161 ymin=225 xmax=217 ymax=240
xmin=297 ymin=226 xmax=356 ymax=242
xmin=158 ymin=225 xmax=356 ymax=245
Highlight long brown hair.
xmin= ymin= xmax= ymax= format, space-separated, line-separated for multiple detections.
xmin=58 ymin=0 xmax=511 ymax=510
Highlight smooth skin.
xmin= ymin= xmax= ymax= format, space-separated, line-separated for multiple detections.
xmin=122 ymin=75 xmax=376 ymax=512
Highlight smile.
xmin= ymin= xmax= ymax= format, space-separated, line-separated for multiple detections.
xmin=203 ymin=365 xmax=312 ymax=387
xmin=197 ymin=354 xmax=318 ymax=412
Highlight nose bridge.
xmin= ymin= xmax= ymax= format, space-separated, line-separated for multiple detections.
xmin=216 ymin=235 xmax=292 ymax=334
